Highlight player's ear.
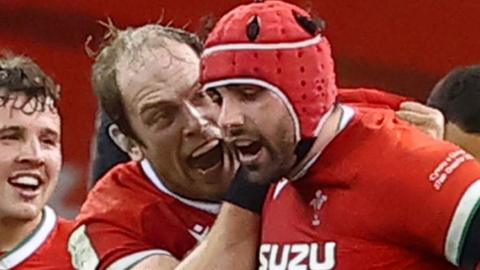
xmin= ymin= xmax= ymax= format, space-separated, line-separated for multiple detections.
xmin=125 ymin=140 xmax=144 ymax=161
xmin=108 ymin=124 xmax=144 ymax=161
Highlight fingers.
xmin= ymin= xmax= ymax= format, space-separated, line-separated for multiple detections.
xmin=395 ymin=110 xmax=429 ymax=125
xmin=399 ymin=101 xmax=439 ymax=115
xmin=396 ymin=102 xmax=445 ymax=139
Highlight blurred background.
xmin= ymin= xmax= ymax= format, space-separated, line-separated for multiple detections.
xmin=1 ymin=0 xmax=479 ymax=218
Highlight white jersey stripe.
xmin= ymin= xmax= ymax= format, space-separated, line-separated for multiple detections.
xmin=0 ymin=206 xmax=57 ymax=269
xmin=141 ymin=159 xmax=220 ymax=214
xmin=106 ymin=249 xmax=172 ymax=270
xmin=445 ymin=180 xmax=480 ymax=265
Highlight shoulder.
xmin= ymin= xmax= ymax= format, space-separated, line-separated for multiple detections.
xmin=76 ymin=161 xmax=162 ymax=226
xmin=338 ymin=88 xmax=411 ymax=110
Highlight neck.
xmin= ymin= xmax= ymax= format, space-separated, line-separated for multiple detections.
xmin=288 ymin=104 xmax=344 ymax=180
xmin=0 ymin=212 xmax=42 ymax=253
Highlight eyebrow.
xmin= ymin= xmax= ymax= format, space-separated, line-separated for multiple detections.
xmin=139 ymin=100 xmax=176 ymax=115
xmin=0 ymin=125 xmax=59 ymax=138
xmin=0 ymin=125 xmax=23 ymax=133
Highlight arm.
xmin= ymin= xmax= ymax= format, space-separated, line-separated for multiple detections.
xmin=370 ymin=139 xmax=480 ymax=269
xmin=74 ymin=168 xmax=265 ymax=270
xmin=129 ymin=255 xmax=179 ymax=270
xmin=337 ymin=88 xmax=411 ymax=110
xmin=68 ymin=223 xmax=175 ymax=270
xmin=128 ymin=204 xmax=259 ymax=270
xmin=176 ymin=167 xmax=268 ymax=270
xmin=176 ymin=203 xmax=260 ymax=270
xmin=337 ymin=89 xmax=445 ymax=139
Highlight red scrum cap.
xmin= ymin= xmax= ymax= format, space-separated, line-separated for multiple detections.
xmin=201 ymin=0 xmax=337 ymax=141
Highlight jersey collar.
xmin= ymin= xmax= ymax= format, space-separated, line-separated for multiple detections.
xmin=291 ymin=104 xmax=355 ymax=180
xmin=0 ymin=206 xmax=57 ymax=269
xmin=140 ymin=159 xmax=221 ymax=215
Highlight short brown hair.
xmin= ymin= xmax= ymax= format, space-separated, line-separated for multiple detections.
xmin=0 ymin=52 xmax=60 ymax=114
xmin=91 ymin=23 xmax=203 ymax=143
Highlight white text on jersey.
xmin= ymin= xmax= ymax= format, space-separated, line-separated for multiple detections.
xmin=259 ymin=242 xmax=336 ymax=270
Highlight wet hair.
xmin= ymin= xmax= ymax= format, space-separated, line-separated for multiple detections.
xmin=91 ymin=22 xmax=203 ymax=143
xmin=0 ymin=52 xmax=60 ymax=114
xmin=427 ymin=65 xmax=480 ymax=133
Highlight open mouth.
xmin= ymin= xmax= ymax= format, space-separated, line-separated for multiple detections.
xmin=188 ymin=139 xmax=224 ymax=172
xmin=8 ymin=174 xmax=43 ymax=197
xmin=234 ymin=139 xmax=263 ymax=163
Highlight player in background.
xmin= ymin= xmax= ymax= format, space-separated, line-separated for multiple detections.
xmin=0 ymin=53 xmax=74 ymax=269
xmin=88 ymin=109 xmax=129 ymax=188
xmin=427 ymin=65 xmax=480 ymax=159
xmin=68 ymin=24 xmax=238 ymax=270
xmin=385 ymin=64 xmax=480 ymax=160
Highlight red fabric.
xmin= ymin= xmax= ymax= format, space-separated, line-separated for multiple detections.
xmin=74 ymin=161 xmax=217 ymax=269
xmin=261 ymin=105 xmax=480 ymax=269
xmin=338 ymin=88 xmax=413 ymax=110
xmin=12 ymin=219 xmax=75 ymax=270
xmin=201 ymin=0 xmax=337 ymax=138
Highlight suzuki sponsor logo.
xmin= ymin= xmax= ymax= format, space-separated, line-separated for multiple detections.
xmin=259 ymin=242 xmax=336 ymax=270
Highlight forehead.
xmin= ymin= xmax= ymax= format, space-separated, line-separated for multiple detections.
xmin=0 ymin=92 xmax=61 ymax=133
xmin=116 ymin=37 xmax=200 ymax=106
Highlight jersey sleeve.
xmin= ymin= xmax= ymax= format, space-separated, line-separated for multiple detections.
xmin=337 ymin=88 xmax=412 ymax=110
xmin=369 ymin=136 xmax=480 ymax=269
xmin=68 ymin=220 xmax=172 ymax=270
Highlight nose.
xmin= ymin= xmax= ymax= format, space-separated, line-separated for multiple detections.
xmin=218 ymin=96 xmax=245 ymax=136
xmin=15 ymin=138 xmax=45 ymax=167
xmin=183 ymin=101 xmax=221 ymax=138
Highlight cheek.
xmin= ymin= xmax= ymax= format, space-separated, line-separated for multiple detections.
xmin=259 ymin=99 xmax=296 ymax=142
xmin=145 ymin=128 xmax=183 ymax=157
xmin=45 ymin=149 xmax=62 ymax=176
xmin=0 ymin=160 xmax=11 ymax=184
xmin=197 ymin=100 xmax=221 ymax=120
xmin=0 ymin=144 xmax=18 ymax=173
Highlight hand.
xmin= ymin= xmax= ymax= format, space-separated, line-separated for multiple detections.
xmin=396 ymin=101 xmax=445 ymax=139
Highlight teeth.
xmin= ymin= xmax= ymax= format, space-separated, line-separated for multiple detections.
xmin=235 ymin=140 xmax=253 ymax=147
xmin=192 ymin=140 xmax=220 ymax=158
xmin=11 ymin=176 xmax=40 ymax=187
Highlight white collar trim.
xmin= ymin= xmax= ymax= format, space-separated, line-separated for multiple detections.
xmin=0 ymin=206 xmax=57 ymax=269
xmin=292 ymin=104 xmax=355 ymax=180
xmin=140 ymin=159 xmax=220 ymax=215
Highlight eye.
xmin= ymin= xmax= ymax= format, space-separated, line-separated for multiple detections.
xmin=205 ymin=88 xmax=222 ymax=105
xmin=37 ymin=130 xmax=59 ymax=147
xmin=190 ymin=91 xmax=209 ymax=107
xmin=40 ymin=137 xmax=57 ymax=147
xmin=0 ymin=134 xmax=20 ymax=141
xmin=240 ymin=87 xmax=261 ymax=101
xmin=143 ymin=106 xmax=176 ymax=129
